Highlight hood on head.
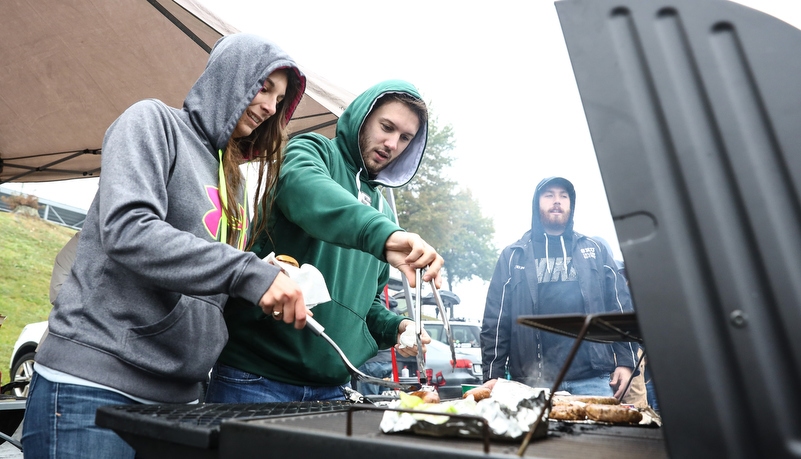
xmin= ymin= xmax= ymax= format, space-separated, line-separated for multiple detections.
xmin=531 ymin=176 xmax=576 ymax=238
xmin=335 ymin=80 xmax=428 ymax=188
xmin=183 ymin=33 xmax=306 ymax=153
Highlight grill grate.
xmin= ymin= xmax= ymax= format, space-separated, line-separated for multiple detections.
xmin=119 ymin=401 xmax=352 ymax=425
xmin=96 ymin=401 xmax=353 ymax=450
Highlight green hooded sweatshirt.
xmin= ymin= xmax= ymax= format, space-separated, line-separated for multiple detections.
xmin=218 ymin=80 xmax=428 ymax=386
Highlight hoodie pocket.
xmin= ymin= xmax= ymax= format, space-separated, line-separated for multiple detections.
xmin=124 ymin=295 xmax=228 ymax=382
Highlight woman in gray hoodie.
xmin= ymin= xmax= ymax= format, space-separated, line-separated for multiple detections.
xmin=22 ymin=33 xmax=309 ymax=458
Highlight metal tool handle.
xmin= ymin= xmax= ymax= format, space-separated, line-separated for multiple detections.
xmin=307 ymin=317 xmax=359 ymax=374
xmin=415 ymin=269 xmax=423 ymax=336
xmin=306 ymin=315 xmax=326 ymax=336
xmin=305 ymin=316 xmax=418 ymax=391
xmin=430 ymin=279 xmax=457 ymax=370
xmin=400 ymin=269 xmax=428 ymax=385
xmin=414 ymin=269 xmax=427 ymax=384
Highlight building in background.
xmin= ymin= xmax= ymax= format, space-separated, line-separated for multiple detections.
xmin=0 ymin=186 xmax=86 ymax=230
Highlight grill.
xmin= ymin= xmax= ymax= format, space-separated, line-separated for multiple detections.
xmin=96 ymin=401 xmax=666 ymax=459
xmin=220 ymin=409 xmax=666 ymax=459
xmin=95 ymin=401 xmax=353 ymax=458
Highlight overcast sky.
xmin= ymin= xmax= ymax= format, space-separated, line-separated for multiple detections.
xmin=5 ymin=0 xmax=800 ymax=319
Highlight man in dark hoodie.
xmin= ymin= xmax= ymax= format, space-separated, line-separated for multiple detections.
xmin=481 ymin=177 xmax=637 ymax=397
xmin=206 ymin=81 xmax=444 ymax=403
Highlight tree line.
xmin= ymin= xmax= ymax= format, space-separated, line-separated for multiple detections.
xmin=392 ymin=111 xmax=497 ymax=291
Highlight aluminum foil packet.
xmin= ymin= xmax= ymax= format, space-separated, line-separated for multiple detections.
xmin=379 ymin=380 xmax=550 ymax=440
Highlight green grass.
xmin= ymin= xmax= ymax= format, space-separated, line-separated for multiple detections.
xmin=0 ymin=210 xmax=75 ymax=385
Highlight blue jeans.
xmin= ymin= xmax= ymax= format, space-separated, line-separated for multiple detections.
xmin=356 ymin=361 xmax=393 ymax=395
xmin=557 ymin=373 xmax=614 ymax=397
xmin=21 ymin=372 xmax=137 ymax=459
xmin=204 ymin=363 xmax=350 ymax=403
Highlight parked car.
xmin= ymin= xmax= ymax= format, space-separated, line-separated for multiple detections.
xmin=9 ymin=321 xmax=48 ymax=397
xmin=397 ymin=338 xmax=482 ymax=400
xmin=421 ymin=319 xmax=482 ymax=360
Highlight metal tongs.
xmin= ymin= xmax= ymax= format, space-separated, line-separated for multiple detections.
xmin=305 ymin=316 xmax=419 ymax=391
xmin=401 ymin=268 xmax=458 ymax=388
xmin=431 ymin=281 xmax=458 ymax=371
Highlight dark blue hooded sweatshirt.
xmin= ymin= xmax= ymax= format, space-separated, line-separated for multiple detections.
xmin=481 ymin=177 xmax=638 ymax=385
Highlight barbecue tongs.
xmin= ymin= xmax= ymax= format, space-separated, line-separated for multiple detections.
xmin=305 ymin=316 xmax=420 ymax=391
xmin=401 ymin=268 xmax=458 ymax=388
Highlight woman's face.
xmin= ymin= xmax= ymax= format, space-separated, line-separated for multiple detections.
xmin=232 ymin=69 xmax=289 ymax=139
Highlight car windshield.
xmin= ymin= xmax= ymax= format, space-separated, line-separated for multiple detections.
xmin=425 ymin=323 xmax=480 ymax=348
xmin=452 ymin=325 xmax=480 ymax=347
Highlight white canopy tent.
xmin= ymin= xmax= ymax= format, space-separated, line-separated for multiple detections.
xmin=0 ymin=0 xmax=354 ymax=184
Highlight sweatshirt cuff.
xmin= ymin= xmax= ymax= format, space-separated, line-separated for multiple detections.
xmin=232 ymin=256 xmax=282 ymax=305
xmin=365 ymin=220 xmax=404 ymax=262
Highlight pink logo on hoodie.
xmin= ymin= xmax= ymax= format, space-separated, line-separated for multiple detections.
xmin=203 ymin=186 xmax=224 ymax=240
xmin=203 ymin=185 xmax=248 ymax=249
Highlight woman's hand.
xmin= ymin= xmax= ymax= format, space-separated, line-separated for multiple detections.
xmin=258 ymin=272 xmax=310 ymax=329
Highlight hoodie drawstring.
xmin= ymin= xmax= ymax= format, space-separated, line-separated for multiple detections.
xmin=218 ymin=149 xmax=247 ymax=250
xmin=544 ymin=233 xmax=569 ymax=275
xmin=355 ymin=167 xmax=383 ymax=212
xmin=544 ymin=233 xmax=551 ymax=274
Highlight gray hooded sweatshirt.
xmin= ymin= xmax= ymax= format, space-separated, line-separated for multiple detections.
xmin=35 ymin=33 xmax=305 ymax=403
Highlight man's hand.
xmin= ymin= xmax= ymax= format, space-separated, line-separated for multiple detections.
xmin=258 ymin=272 xmax=310 ymax=329
xmin=609 ymin=366 xmax=634 ymax=399
xmin=384 ymin=231 xmax=444 ymax=288
xmin=394 ymin=319 xmax=431 ymax=357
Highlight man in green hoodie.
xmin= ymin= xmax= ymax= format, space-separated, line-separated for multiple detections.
xmin=206 ymin=80 xmax=443 ymax=403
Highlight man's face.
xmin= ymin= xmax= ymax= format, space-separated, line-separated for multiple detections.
xmin=539 ymin=184 xmax=571 ymax=235
xmin=358 ymin=100 xmax=420 ymax=177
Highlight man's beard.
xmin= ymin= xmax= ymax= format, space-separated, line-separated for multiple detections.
xmin=540 ymin=208 xmax=570 ymax=234
xmin=358 ymin=137 xmax=390 ymax=177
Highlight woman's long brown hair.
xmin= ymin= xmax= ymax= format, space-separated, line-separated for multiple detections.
xmin=219 ymin=68 xmax=302 ymax=248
